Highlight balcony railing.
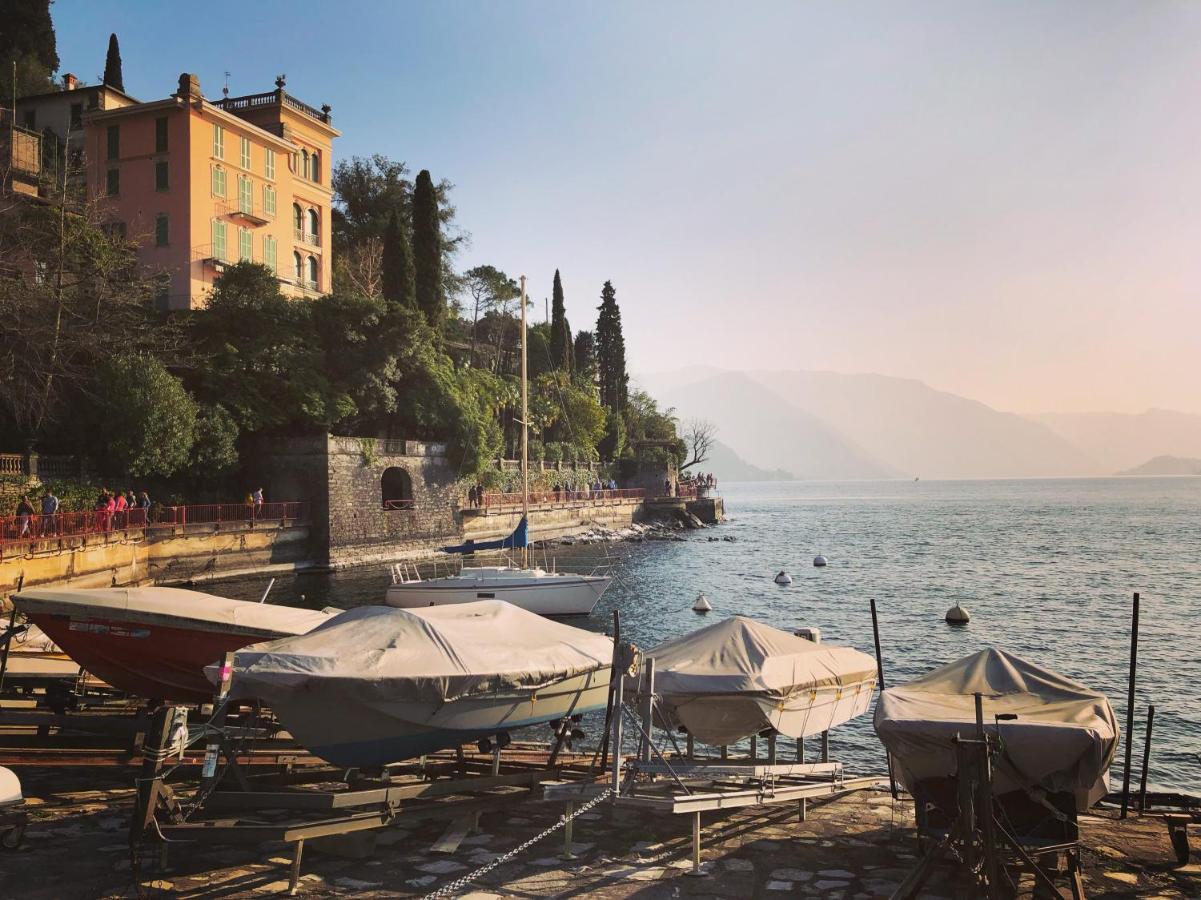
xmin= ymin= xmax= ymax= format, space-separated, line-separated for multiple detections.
xmin=216 ymin=90 xmax=333 ymax=125
xmin=219 ymin=199 xmax=272 ymax=226
xmin=293 ymin=228 xmax=319 ymax=246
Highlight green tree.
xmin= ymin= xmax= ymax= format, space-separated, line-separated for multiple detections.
xmin=463 ymin=265 xmax=517 ymax=368
xmin=411 ymin=169 xmax=444 ymax=328
xmin=102 ymin=33 xmax=123 ymax=91
xmin=0 ymin=0 xmax=58 ymax=101
xmin=190 ymin=404 xmax=239 ymax=474
xmin=595 ymin=280 xmax=628 ymax=416
xmin=549 ymin=269 xmax=573 ymax=374
xmin=573 ymin=330 xmax=598 ymax=387
xmin=331 ymin=155 xmax=411 ymax=256
xmin=381 ymin=208 xmax=415 ymax=308
xmin=90 ymin=355 xmax=197 ymax=478
xmin=599 ymin=408 xmax=625 ymax=461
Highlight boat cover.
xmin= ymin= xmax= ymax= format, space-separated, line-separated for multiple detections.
xmin=12 ymin=587 xmax=332 ymax=637
xmin=441 ymin=516 xmax=529 ymax=554
xmin=643 ymin=616 xmax=878 ymax=696
xmin=218 ymin=601 xmax=613 ymax=704
xmin=874 ymin=648 xmax=1118 ymax=810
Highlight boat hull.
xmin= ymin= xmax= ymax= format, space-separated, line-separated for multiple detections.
xmin=270 ymin=667 xmax=612 ymax=767
xmin=23 ymin=613 xmax=275 ymax=702
xmin=385 ymin=575 xmax=609 ymax=616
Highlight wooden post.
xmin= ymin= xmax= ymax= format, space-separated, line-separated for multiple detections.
xmin=687 ymin=810 xmax=705 ymax=877
xmin=598 ymin=610 xmax=620 ymax=774
xmin=1120 ymin=592 xmax=1140 ymax=819
xmin=288 ymin=838 xmax=305 ymax=895
xmin=1138 ymin=704 xmax=1155 ymax=813
xmin=560 ymin=801 xmax=577 ymax=860
xmin=200 ymin=652 xmax=236 ymax=795
xmin=611 ymin=648 xmax=625 ymax=792
xmin=821 ymin=730 xmax=829 ymax=764
xmin=870 ymin=598 xmax=898 ymax=798
xmin=639 ymin=657 xmax=655 ymax=764
xmin=767 ymin=731 xmax=777 ymax=765
xmin=0 ymin=576 xmax=22 ymax=695
xmin=129 ymin=705 xmax=175 ymax=850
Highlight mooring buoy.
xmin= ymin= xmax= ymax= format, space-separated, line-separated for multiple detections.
xmin=692 ymin=593 xmax=712 ymax=613
xmin=813 ymin=555 xmax=828 ymax=567
xmin=945 ymin=603 xmax=970 ymax=625
xmin=774 ymin=571 xmax=792 ymax=585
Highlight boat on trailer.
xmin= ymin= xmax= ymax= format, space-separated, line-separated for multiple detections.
xmin=10 ymin=587 xmax=335 ymax=702
xmin=216 ymin=600 xmax=613 ymax=767
xmin=636 ymin=616 xmax=879 ymax=746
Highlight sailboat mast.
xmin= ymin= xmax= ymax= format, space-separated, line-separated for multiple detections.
xmin=519 ymin=275 xmax=529 ymax=567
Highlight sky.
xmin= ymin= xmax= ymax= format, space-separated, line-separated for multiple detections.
xmin=53 ymin=1 xmax=1201 ymax=414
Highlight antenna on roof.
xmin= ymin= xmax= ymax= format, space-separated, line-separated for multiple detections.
xmin=223 ymin=71 xmax=230 ymax=98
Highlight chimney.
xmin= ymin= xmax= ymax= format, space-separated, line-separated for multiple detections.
xmin=175 ymin=72 xmax=202 ymax=101
xmin=63 ymin=73 xmax=78 ymax=91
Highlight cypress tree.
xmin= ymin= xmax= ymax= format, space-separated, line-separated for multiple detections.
xmin=103 ymin=33 xmax=123 ymax=91
xmin=381 ymin=208 xmax=416 ymax=308
xmin=411 ymin=169 xmax=444 ymax=329
xmin=595 ymin=280 xmax=628 ymax=415
xmin=0 ymin=0 xmax=59 ymax=100
xmin=573 ymin=330 xmax=598 ymax=386
xmin=549 ymin=269 xmax=573 ymax=374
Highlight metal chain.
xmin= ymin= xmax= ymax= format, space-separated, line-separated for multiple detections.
xmin=422 ymin=787 xmax=613 ymax=899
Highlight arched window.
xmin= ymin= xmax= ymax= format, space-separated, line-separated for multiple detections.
xmin=308 ymin=255 xmax=318 ymax=288
xmin=311 ymin=149 xmax=320 ymax=183
xmin=307 ymin=207 xmax=318 ymax=238
xmin=381 ymin=467 xmax=414 ymax=510
xmin=293 ymin=202 xmax=302 ymax=234
xmin=301 ymin=149 xmax=309 ymax=180
xmin=293 ymin=251 xmax=303 ymax=281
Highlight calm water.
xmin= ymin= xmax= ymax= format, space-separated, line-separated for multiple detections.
xmin=207 ymin=477 xmax=1201 ymax=794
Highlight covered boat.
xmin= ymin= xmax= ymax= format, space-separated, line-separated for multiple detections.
xmin=874 ymin=648 xmax=1118 ymax=811
xmin=11 ymin=587 xmax=335 ymax=702
xmin=637 ymin=616 xmax=878 ymax=746
xmin=216 ymin=601 xmax=613 ymax=767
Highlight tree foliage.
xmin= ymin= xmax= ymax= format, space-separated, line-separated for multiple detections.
xmin=102 ymin=33 xmax=123 ymax=91
xmin=411 ymin=169 xmax=444 ymax=329
xmin=0 ymin=0 xmax=58 ymax=100
xmin=573 ymin=330 xmax=597 ymax=387
xmin=381 ymin=208 xmax=415 ymax=308
xmin=596 ymin=280 xmax=628 ymax=416
xmin=89 ymin=355 xmax=197 ymax=478
xmin=549 ymin=269 xmax=572 ymax=374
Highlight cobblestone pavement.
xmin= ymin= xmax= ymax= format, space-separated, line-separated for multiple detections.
xmin=4 ymin=767 xmax=1198 ymax=898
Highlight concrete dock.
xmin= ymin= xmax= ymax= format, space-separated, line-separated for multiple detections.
xmin=6 ymin=765 xmax=1198 ymax=898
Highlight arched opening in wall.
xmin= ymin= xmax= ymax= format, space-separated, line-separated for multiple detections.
xmin=382 ymin=467 xmax=414 ymax=510
xmin=308 ymin=255 xmax=319 ymax=289
xmin=307 ymin=207 xmax=319 ymax=238
xmin=293 ymin=250 xmax=303 ymax=281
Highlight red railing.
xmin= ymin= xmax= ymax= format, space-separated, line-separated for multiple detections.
xmin=0 ymin=501 xmax=307 ymax=554
xmin=477 ymin=488 xmax=644 ymax=511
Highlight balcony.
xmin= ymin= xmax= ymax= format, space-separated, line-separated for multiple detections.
xmin=293 ymin=228 xmax=320 ymax=247
xmin=219 ymin=199 xmax=272 ymax=227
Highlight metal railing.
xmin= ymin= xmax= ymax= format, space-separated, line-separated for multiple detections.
xmin=293 ymin=228 xmax=319 ymax=246
xmin=0 ymin=501 xmax=308 ymax=555
xmin=477 ymin=488 xmax=644 ymax=511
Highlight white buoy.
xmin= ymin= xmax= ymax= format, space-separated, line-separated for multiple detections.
xmin=945 ymin=603 xmax=971 ymax=625
xmin=692 ymin=593 xmax=712 ymax=613
xmin=813 ymin=555 xmax=828 ymax=568
xmin=774 ymin=571 xmax=792 ymax=585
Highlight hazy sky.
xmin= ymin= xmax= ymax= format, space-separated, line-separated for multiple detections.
xmin=55 ymin=1 xmax=1201 ymax=413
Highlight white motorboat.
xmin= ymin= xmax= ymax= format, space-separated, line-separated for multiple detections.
xmin=384 ymin=274 xmax=612 ymax=618
xmin=215 ymin=601 xmax=614 ymax=767
xmin=634 ymin=616 xmax=878 ymax=746
xmin=874 ymin=647 xmax=1118 ymax=811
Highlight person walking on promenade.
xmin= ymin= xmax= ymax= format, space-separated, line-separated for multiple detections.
xmin=664 ymin=477 xmax=672 ymax=498
xmin=467 ymin=485 xmax=477 ymax=508
xmin=93 ymin=490 xmax=108 ymax=532
xmin=113 ymin=489 xmax=128 ymax=528
xmin=16 ymin=495 xmax=34 ymax=537
xmin=103 ymin=490 xmax=116 ymax=532
xmin=40 ymin=488 xmax=59 ymax=536
xmin=253 ymin=487 xmax=264 ymax=512
xmin=475 ymin=483 xmax=484 ymax=508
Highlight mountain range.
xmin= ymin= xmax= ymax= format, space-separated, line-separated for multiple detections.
xmin=640 ymin=367 xmax=1201 ymax=480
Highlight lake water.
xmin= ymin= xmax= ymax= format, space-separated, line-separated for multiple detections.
xmin=208 ymin=476 xmax=1201 ymax=794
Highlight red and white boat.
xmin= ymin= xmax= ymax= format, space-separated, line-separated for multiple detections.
xmin=10 ymin=587 xmax=335 ymax=702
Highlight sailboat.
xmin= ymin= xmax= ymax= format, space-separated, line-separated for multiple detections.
xmin=384 ymin=275 xmax=611 ymax=617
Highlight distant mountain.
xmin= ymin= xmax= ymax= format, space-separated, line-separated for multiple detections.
xmin=647 ymin=371 xmax=896 ymax=480
xmin=1029 ymin=410 xmax=1201 ymax=473
xmin=639 ymin=367 xmax=1099 ymax=479
xmin=701 ymin=440 xmax=796 ymax=482
xmin=1117 ymin=456 xmax=1201 ymax=476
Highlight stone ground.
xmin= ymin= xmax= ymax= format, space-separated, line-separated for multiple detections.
xmin=3 ymin=767 xmax=1198 ymax=899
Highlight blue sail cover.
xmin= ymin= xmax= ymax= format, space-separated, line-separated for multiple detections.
xmin=441 ymin=517 xmax=530 ymax=555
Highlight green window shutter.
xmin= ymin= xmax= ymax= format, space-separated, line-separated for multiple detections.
xmin=240 ymin=136 xmax=251 ymax=169
xmin=155 ymin=161 xmax=169 ymax=191
xmin=106 ymin=167 xmax=120 ymax=196
xmin=239 ymin=228 xmax=252 ymax=261
xmin=106 ymin=125 xmax=119 ymax=160
xmin=213 ymin=124 xmax=224 ymax=158
xmin=155 ymin=117 xmax=168 ymax=153
xmin=212 ymin=220 xmax=227 ymax=261
xmin=239 ymin=176 xmax=252 ymax=213
xmin=265 ymin=149 xmax=275 ymax=180
xmin=155 ymin=215 xmax=168 ymax=247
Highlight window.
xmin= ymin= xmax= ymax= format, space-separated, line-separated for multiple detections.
xmin=240 ymin=135 xmax=251 ymax=169
xmin=106 ymin=167 xmax=120 ymax=196
xmin=308 ymin=255 xmax=318 ymax=288
xmin=154 ymin=275 xmax=170 ymax=310
xmin=106 ymin=125 xmax=120 ymax=160
xmin=70 ymin=103 xmax=82 ymax=128
xmin=23 ymin=110 xmax=36 ymax=130
xmin=293 ymin=251 xmax=303 ymax=281
xmin=264 ymin=148 xmax=275 ymax=180
xmin=381 ymin=468 xmax=414 ymax=510
xmin=213 ymin=123 xmax=224 ymax=159
xmin=301 ymin=149 xmax=309 ymax=180
xmin=155 ymin=160 xmax=169 ymax=191
xmin=155 ymin=214 xmax=169 ymax=247
xmin=293 ymin=203 xmax=303 ymax=234
xmin=238 ymin=175 xmax=252 ymax=214
xmin=155 ymin=117 xmax=168 ymax=153
xmin=307 ymin=208 xmax=318 ymax=239
xmin=264 ymin=235 xmax=277 ymax=273
xmin=311 ymin=150 xmax=320 ymax=183
xmin=262 ymin=184 xmax=276 ymax=217
xmin=211 ymin=166 xmax=226 ymax=197
xmin=239 ymin=227 xmax=252 ymax=261
xmin=212 ymin=219 xmax=227 ymax=261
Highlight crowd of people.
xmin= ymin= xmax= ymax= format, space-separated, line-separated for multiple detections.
xmin=666 ymin=471 xmax=718 ymax=497
xmin=464 ymin=476 xmax=622 ymax=509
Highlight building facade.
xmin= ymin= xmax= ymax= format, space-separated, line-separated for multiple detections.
xmin=80 ymin=73 xmax=339 ymax=309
